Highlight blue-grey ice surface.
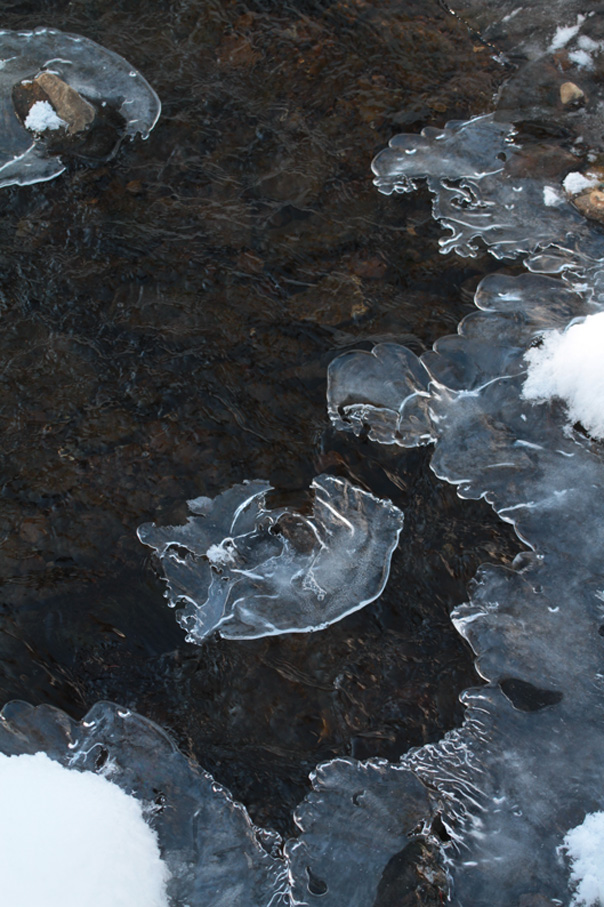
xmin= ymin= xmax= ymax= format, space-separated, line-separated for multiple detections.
xmin=0 ymin=27 xmax=160 ymax=188
xmin=138 ymin=474 xmax=404 ymax=641
xmin=0 ymin=700 xmax=289 ymax=907
xmin=372 ymin=115 xmax=589 ymax=258
xmin=311 ymin=56 xmax=604 ymax=907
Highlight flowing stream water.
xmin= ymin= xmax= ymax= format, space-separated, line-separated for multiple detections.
xmin=1 ymin=1 xmax=602 ymax=905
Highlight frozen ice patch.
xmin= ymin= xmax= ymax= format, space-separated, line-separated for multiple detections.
xmin=561 ymin=811 xmax=604 ymax=906
xmin=523 ymin=312 xmax=604 ymax=439
xmin=0 ymin=751 xmax=170 ymax=907
xmin=138 ymin=474 xmax=404 ymax=641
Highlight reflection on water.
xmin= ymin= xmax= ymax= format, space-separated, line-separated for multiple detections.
xmin=0 ymin=0 xmax=520 ymax=837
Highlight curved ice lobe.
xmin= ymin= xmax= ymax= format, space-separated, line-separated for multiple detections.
xmin=286 ymin=759 xmax=437 ymax=907
xmin=0 ymin=27 xmax=160 ymax=189
xmin=372 ymin=115 xmax=587 ymax=258
xmin=138 ymin=475 xmax=404 ymax=641
xmin=371 ymin=115 xmax=511 ymax=195
xmin=326 ymin=343 xmax=434 ymax=447
xmin=0 ymin=700 xmax=288 ymax=907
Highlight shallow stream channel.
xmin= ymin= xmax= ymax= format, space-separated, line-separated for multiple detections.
xmin=1 ymin=2 xmax=603 ymax=905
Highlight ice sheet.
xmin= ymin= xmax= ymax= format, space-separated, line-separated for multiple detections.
xmin=138 ymin=475 xmax=404 ymax=641
xmin=0 ymin=27 xmax=160 ymax=188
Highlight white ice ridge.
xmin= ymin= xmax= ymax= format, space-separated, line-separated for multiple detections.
xmin=0 ymin=701 xmax=289 ymax=907
xmin=523 ymin=312 xmax=604 ymax=440
xmin=138 ymin=474 xmax=404 ymax=641
xmin=561 ymin=812 xmax=604 ymax=906
xmin=0 ymin=27 xmax=160 ymax=189
xmin=0 ymin=751 xmax=170 ymax=907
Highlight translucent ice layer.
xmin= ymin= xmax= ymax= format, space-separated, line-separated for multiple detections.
xmin=0 ymin=700 xmax=288 ymax=907
xmin=138 ymin=475 xmax=404 ymax=641
xmin=310 ymin=103 xmax=604 ymax=903
xmin=372 ymin=115 xmax=588 ymax=258
xmin=0 ymin=751 xmax=170 ymax=907
xmin=0 ymin=27 xmax=160 ymax=188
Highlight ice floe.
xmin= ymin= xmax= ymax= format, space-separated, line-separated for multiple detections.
xmin=138 ymin=475 xmax=404 ymax=641
xmin=0 ymin=27 xmax=160 ymax=189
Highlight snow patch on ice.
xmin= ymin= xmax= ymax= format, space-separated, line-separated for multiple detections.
xmin=0 ymin=751 xmax=170 ymax=907
xmin=563 ymin=172 xmax=600 ymax=196
xmin=548 ymin=14 xmax=586 ymax=52
xmin=523 ymin=312 xmax=604 ymax=439
xmin=24 ymin=100 xmax=66 ymax=132
xmin=543 ymin=186 xmax=564 ymax=206
xmin=561 ymin=811 xmax=604 ymax=906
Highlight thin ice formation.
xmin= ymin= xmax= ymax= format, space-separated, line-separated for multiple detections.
xmin=138 ymin=475 xmax=404 ymax=641
xmin=0 ymin=700 xmax=288 ymax=907
xmin=0 ymin=27 xmax=160 ymax=188
xmin=306 ymin=93 xmax=604 ymax=902
xmin=372 ymin=115 xmax=588 ymax=258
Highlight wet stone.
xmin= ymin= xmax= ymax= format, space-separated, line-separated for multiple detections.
xmin=18 ymin=72 xmax=96 ymax=135
xmin=559 ymin=80 xmax=585 ymax=106
xmin=573 ymin=187 xmax=604 ymax=222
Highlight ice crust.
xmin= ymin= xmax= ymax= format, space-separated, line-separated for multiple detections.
xmin=138 ymin=474 xmax=404 ymax=641
xmin=0 ymin=751 xmax=170 ymax=907
xmin=372 ymin=115 xmax=588 ymax=258
xmin=0 ymin=27 xmax=160 ymax=188
xmin=0 ymin=701 xmax=288 ymax=907
xmin=313 ymin=86 xmax=604 ymax=907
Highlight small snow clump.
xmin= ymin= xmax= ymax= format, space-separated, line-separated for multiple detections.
xmin=0 ymin=751 xmax=170 ymax=907
xmin=24 ymin=100 xmax=66 ymax=132
xmin=522 ymin=312 xmax=604 ymax=439
xmin=560 ymin=811 xmax=604 ymax=906
xmin=563 ymin=171 xmax=600 ymax=196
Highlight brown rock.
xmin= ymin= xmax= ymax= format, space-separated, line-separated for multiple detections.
xmin=33 ymin=72 xmax=95 ymax=134
xmin=560 ymin=81 xmax=585 ymax=106
xmin=573 ymin=187 xmax=604 ymax=223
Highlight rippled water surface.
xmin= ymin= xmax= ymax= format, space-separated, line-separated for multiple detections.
xmin=0 ymin=0 xmax=521 ymax=835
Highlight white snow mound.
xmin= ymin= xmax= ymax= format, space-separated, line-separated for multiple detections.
xmin=24 ymin=100 xmax=66 ymax=132
xmin=523 ymin=312 xmax=604 ymax=440
xmin=560 ymin=811 xmax=604 ymax=906
xmin=0 ymin=751 xmax=170 ymax=907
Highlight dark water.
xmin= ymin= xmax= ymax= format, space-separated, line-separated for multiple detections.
xmin=0 ymin=0 xmax=520 ymax=835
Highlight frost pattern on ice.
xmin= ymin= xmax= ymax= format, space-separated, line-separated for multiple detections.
xmin=372 ymin=115 xmax=588 ymax=258
xmin=138 ymin=474 xmax=404 ymax=641
xmin=0 ymin=700 xmax=288 ymax=907
xmin=0 ymin=27 xmax=160 ymax=189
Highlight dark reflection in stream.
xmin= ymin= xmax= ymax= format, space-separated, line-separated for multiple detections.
xmin=0 ymin=0 xmax=520 ymax=835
